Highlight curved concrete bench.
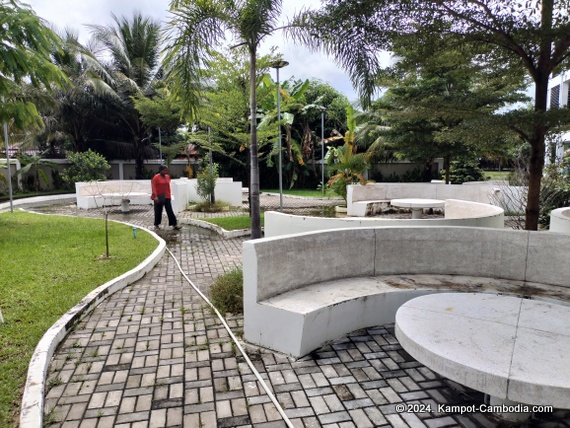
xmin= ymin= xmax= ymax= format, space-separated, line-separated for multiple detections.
xmin=264 ymin=199 xmax=504 ymax=237
xmin=75 ymin=180 xmax=152 ymax=210
xmin=550 ymin=207 xmax=570 ymax=233
xmin=243 ymin=226 xmax=570 ymax=358
xmin=346 ymin=182 xmax=525 ymax=216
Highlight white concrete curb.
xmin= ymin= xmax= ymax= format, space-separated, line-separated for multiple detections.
xmin=0 ymin=194 xmax=76 ymax=212
xmin=18 ymin=221 xmax=166 ymax=428
xmin=183 ymin=218 xmax=251 ymax=238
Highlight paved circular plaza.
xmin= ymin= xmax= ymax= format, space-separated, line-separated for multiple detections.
xmin=25 ymin=198 xmax=570 ymax=427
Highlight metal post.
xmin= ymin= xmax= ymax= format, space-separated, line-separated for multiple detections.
xmin=3 ymin=119 xmax=13 ymax=213
xmin=321 ymin=107 xmax=326 ymax=197
xmin=208 ymin=127 xmax=213 ymax=175
xmin=276 ymin=67 xmax=283 ymax=211
xmin=208 ymin=127 xmax=214 ymax=204
xmin=158 ymin=127 xmax=162 ymax=161
xmin=271 ymin=60 xmax=289 ymax=212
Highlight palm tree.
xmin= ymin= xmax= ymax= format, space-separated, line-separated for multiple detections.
xmin=163 ymin=0 xmax=283 ymax=239
xmin=89 ymin=13 xmax=163 ymax=178
xmin=40 ymin=30 xmax=116 ymax=153
xmin=0 ymin=0 xmax=67 ymax=129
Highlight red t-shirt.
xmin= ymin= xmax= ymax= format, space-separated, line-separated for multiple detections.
xmin=151 ymin=173 xmax=172 ymax=200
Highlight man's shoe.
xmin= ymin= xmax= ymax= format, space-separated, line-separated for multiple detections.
xmin=173 ymin=225 xmax=182 ymax=231
xmin=154 ymin=225 xmax=161 ymax=230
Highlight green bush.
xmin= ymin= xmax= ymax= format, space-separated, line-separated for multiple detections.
xmin=189 ymin=200 xmax=231 ymax=212
xmin=196 ymin=159 xmax=219 ymax=203
xmin=62 ymin=149 xmax=110 ymax=186
xmin=539 ymin=162 xmax=570 ymax=228
xmin=209 ymin=267 xmax=243 ymax=315
xmin=446 ymin=158 xmax=485 ymax=184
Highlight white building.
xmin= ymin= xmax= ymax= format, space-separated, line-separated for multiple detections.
xmin=546 ymin=70 xmax=570 ymax=165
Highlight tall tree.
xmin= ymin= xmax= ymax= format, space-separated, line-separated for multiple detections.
xmin=164 ymin=0 xmax=283 ymax=239
xmin=40 ymin=30 xmax=116 ymax=153
xmin=89 ymin=12 xmax=163 ymax=178
xmin=291 ymin=0 xmax=570 ymax=230
xmin=367 ymin=36 xmax=528 ymax=182
xmin=0 ymin=0 xmax=67 ymax=130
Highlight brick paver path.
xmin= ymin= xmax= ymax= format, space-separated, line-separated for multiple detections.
xmin=36 ymin=201 xmax=570 ymax=427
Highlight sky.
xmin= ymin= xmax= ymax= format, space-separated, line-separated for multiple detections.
xmin=25 ymin=0 xmax=362 ymax=101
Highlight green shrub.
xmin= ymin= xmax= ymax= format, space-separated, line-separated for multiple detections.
xmin=446 ymin=158 xmax=485 ymax=184
xmin=62 ymin=149 xmax=110 ymax=186
xmin=196 ymin=159 xmax=219 ymax=203
xmin=189 ymin=200 xmax=231 ymax=212
xmin=539 ymin=162 xmax=570 ymax=228
xmin=209 ymin=267 xmax=243 ymax=315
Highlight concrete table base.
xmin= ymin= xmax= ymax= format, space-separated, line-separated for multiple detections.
xmin=395 ymin=292 xmax=570 ymax=420
xmin=102 ymin=192 xmax=149 ymax=213
xmin=390 ymin=198 xmax=445 ymax=219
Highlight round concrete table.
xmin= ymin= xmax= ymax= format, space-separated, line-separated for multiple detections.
xmin=390 ymin=198 xmax=445 ymax=219
xmin=395 ymin=293 xmax=570 ymax=411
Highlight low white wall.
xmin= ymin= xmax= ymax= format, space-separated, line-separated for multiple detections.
xmin=75 ymin=180 xmax=152 ymax=210
xmin=347 ymin=183 xmax=525 ymax=216
xmin=76 ymin=177 xmax=242 ymax=213
xmin=244 ymin=226 xmax=570 ymax=356
xmin=264 ymin=199 xmax=504 ymax=237
xmin=550 ymin=207 xmax=570 ymax=233
xmin=185 ymin=178 xmax=243 ymax=207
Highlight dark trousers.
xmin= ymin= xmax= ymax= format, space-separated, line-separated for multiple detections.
xmin=154 ymin=199 xmax=177 ymax=227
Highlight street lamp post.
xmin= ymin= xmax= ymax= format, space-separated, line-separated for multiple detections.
xmin=158 ymin=127 xmax=162 ymax=161
xmin=321 ymin=107 xmax=326 ymax=197
xmin=271 ymin=60 xmax=289 ymax=211
xmin=2 ymin=96 xmax=13 ymax=213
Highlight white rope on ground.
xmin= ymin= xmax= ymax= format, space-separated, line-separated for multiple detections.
xmin=166 ymin=247 xmax=295 ymax=428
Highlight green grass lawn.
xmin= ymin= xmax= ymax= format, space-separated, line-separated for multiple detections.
xmin=261 ymin=188 xmax=332 ymax=198
xmin=483 ymin=170 xmax=511 ymax=181
xmin=0 ymin=211 xmax=158 ymax=428
xmin=197 ymin=214 xmax=264 ymax=230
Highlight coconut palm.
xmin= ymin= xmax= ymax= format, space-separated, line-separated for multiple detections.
xmin=0 ymin=0 xmax=67 ymax=129
xmin=163 ymin=0 xmax=283 ymax=239
xmin=89 ymin=13 xmax=163 ymax=178
xmin=39 ymin=30 xmax=116 ymax=153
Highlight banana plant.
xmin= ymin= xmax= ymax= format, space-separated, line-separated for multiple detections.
xmin=325 ymin=105 xmax=369 ymax=203
xmin=16 ymin=151 xmax=57 ymax=191
xmin=258 ymin=75 xmax=323 ymax=188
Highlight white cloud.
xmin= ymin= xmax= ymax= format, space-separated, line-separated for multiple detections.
xmin=26 ymin=0 xmax=359 ymax=101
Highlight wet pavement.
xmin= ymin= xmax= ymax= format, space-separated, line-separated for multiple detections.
xmin=28 ymin=199 xmax=570 ymax=427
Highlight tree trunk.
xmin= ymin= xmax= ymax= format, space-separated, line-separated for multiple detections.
xmin=249 ymin=46 xmax=262 ymax=239
xmin=444 ymin=154 xmax=450 ymax=184
xmin=525 ymin=1 xmax=553 ymax=231
xmin=526 ymin=74 xmax=549 ymax=230
xmin=135 ymin=137 xmax=145 ymax=179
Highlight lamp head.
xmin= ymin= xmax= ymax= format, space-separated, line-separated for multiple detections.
xmin=271 ymin=60 xmax=289 ymax=69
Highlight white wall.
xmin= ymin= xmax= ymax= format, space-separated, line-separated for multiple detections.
xmin=76 ymin=177 xmax=243 ymax=213
xmin=185 ymin=178 xmax=243 ymax=206
xmin=264 ymin=199 xmax=504 ymax=238
xmin=347 ymin=182 xmax=526 ymax=216
xmin=550 ymin=207 xmax=570 ymax=233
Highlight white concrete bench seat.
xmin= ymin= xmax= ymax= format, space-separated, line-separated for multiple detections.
xmin=253 ymin=273 xmax=570 ymax=358
xmin=244 ymin=227 xmax=570 ymax=359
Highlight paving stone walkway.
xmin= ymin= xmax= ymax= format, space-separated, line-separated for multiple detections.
xmin=33 ymin=200 xmax=570 ymax=428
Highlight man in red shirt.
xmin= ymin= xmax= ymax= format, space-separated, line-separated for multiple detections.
xmin=151 ymin=165 xmax=181 ymax=231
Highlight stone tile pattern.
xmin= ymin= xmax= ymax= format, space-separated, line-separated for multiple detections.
xmin=38 ymin=204 xmax=570 ymax=428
